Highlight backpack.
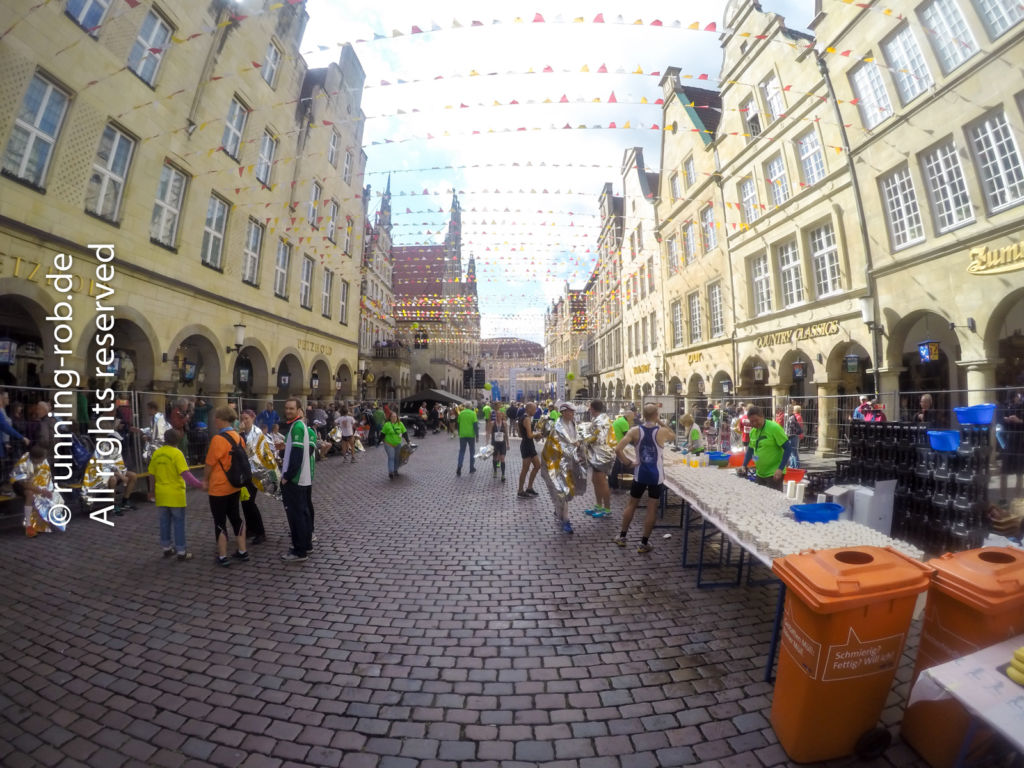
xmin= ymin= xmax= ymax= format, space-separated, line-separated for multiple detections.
xmin=216 ymin=432 xmax=252 ymax=488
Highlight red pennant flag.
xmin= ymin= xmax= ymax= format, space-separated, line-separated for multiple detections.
xmin=533 ymin=13 xmax=545 ymax=22
xmin=123 ymin=0 xmax=141 ymax=6
xmin=322 ymin=119 xmax=334 ymax=125
xmin=840 ymin=50 xmax=852 ymax=56
xmin=608 ymin=91 xmax=617 ymax=103
xmin=698 ymin=73 xmax=709 ymax=80
xmin=411 ymin=25 xmax=423 ymax=33
xmin=597 ymin=63 xmax=608 ymax=73
xmin=593 ymin=13 xmax=604 ymax=22
xmin=651 ymin=19 xmax=662 ymax=26
xmin=608 ymin=122 xmax=617 ymax=128
xmin=704 ymin=22 xmax=717 ymax=31
xmin=251 ymin=61 xmax=262 ymax=68
xmin=543 ymin=65 xmax=554 ymax=72
xmin=509 ymin=99 xmax=519 ymax=105
xmin=559 ymin=94 xmax=568 ymax=102
xmin=471 ymin=20 xmax=484 ymax=26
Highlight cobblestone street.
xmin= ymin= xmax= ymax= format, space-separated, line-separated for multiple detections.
xmin=0 ymin=432 xmax=927 ymax=768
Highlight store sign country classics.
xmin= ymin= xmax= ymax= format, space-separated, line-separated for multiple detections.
xmin=756 ymin=321 xmax=841 ymax=349
xmin=967 ymin=240 xmax=1024 ymax=275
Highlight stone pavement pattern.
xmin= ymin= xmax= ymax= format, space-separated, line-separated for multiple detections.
xmin=0 ymin=431 xmax=929 ymax=767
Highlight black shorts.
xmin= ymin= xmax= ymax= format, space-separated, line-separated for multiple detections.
xmin=492 ymin=441 xmax=508 ymax=456
xmin=630 ymin=482 xmax=663 ymax=500
xmin=520 ymin=439 xmax=538 ymax=459
xmin=209 ymin=491 xmax=243 ymax=538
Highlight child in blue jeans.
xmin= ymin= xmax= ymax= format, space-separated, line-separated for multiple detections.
xmin=148 ymin=428 xmax=203 ymax=561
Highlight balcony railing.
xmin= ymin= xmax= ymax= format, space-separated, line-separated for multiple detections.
xmin=371 ymin=342 xmax=410 ymax=359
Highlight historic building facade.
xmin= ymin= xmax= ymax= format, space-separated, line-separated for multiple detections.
xmin=479 ymin=337 xmax=545 ymax=402
xmin=544 ymin=286 xmax=588 ymax=400
xmin=0 ymin=0 xmax=366 ymax=407
xmin=584 ymin=183 xmax=624 ymax=402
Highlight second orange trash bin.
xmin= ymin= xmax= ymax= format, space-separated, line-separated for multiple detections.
xmin=770 ymin=546 xmax=933 ymax=763
xmin=901 ymin=546 xmax=1024 ymax=768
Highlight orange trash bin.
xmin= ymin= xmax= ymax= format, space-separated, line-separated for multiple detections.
xmin=901 ymin=547 xmax=1024 ymax=768
xmin=770 ymin=547 xmax=933 ymax=763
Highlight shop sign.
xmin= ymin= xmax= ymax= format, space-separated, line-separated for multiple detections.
xmin=298 ymin=339 xmax=333 ymax=356
xmin=687 ymin=352 xmax=704 ymax=364
xmin=967 ymin=241 xmax=1024 ymax=275
xmin=756 ymin=321 xmax=841 ymax=349
xmin=633 ymin=363 xmax=651 ymax=374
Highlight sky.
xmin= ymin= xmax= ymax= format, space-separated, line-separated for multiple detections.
xmin=302 ymin=1 xmax=816 ymax=344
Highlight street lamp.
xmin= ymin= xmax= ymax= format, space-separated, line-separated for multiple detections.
xmin=226 ymin=322 xmax=246 ymax=355
xmin=859 ymin=296 xmax=884 ymax=394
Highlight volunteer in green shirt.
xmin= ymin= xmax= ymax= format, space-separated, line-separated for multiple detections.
xmin=482 ymin=404 xmax=492 ymax=422
xmin=612 ymin=411 xmax=632 ymax=442
xmin=457 ymin=405 xmax=478 ymax=475
xmin=381 ymin=411 xmax=408 ymax=479
xmin=737 ymin=404 xmax=793 ymax=491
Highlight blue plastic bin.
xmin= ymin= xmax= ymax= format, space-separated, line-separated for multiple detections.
xmin=928 ymin=430 xmax=960 ymax=452
xmin=790 ymin=503 xmax=843 ymax=523
xmin=953 ymin=404 xmax=996 ymax=425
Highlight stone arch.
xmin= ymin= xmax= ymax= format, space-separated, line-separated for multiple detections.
xmin=739 ymin=354 xmax=771 ymax=393
xmin=232 ymin=345 xmax=270 ymax=408
xmin=668 ymin=376 xmax=683 ymax=396
xmin=711 ymin=370 xmax=733 ymax=397
xmin=275 ymin=351 xmax=304 ymax=399
xmin=983 ymin=286 xmax=1024 ymax=388
xmin=310 ymin=358 xmax=332 ymax=401
xmin=642 ymin=382 xmax=653 ymax=396
xmin=418 ymin=373 xmax=436 ymax=392
xmin=624 ymin=384 xmax=633 ymax=401
xmin=886 ymin=309 xmax=960 ymax=393
xmin=335 ymin=362 xmax=353 ymax=399
xmin=686 ymin=373 xmax=705 ymax=397
xmin=777 ymin=348 xmax=815 ymax=388
xmin=0 ymin=283 xmax=54 ymax=388
xmin=615 ymin=380 xmax=624 ymax=400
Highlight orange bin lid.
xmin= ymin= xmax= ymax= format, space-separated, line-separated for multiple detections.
xmin=927 ymin=547 xmax=1024 ymax=613
xmin=772 ymin=547 xmax=933 ymax=614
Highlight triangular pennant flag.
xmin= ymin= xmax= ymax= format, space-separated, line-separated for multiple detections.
xmin=533 ymin=13 xmax=544 ymax=22
xmin=593 ymin=13 xmax=605 ymax=22
xmin=597 ymin=63 xmax=607 ymax=73
xmin=608 ymin=91 xmax=617 ymax=103
xmin=704 ymin=22 xmax=717 ymax=31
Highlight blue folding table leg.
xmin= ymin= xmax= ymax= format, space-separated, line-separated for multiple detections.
xmin=763 ymin=582 xmax=786 ymax=683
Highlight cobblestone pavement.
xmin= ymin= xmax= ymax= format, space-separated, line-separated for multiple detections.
xmin=0 ymin=431 xmax=930 ymax=768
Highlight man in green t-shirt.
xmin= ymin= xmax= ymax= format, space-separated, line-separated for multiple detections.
xmin=371 ymin=404 xmax=385 ymax=446
xmin=482 ymin=403 xmax=492 ymax=423
xmin=737 ymin=405 xmax=792 ymax=491
xmin=612 ymin=410 xmax=632 ymax=442
xmin=457 ymin=405 xmax=478 ymax=475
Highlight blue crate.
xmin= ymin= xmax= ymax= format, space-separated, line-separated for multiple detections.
xmin=928 ymin=430 xmax=961 ymax=452
xmin=791 ymin=503 xmax=843 ymax=523
xmin=954 ymin=404 xmax=996 ymax=425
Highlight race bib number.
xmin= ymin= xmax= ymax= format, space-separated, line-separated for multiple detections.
xmin=493 ymin=431 xmax=505 ymax=442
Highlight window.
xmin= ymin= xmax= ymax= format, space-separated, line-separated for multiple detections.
xmin=639 ymin=264 xmax=647 ymax=299
xmin=339 ymin=279 xmax=349 ymax=324
xmin=328 ymin=131 xmax=338 ymax=167
xmin=740 ymin=177 xmax=760 ymax=223
xmin=632 ymin=274 xmax=639 ymax=306
xmin=274 ymin=239 xmax=291 ymax=298
xmin=650 ymin=311 xmax=657 ymax=349
xmin=262 ymin=42 xmax=281 ymax=87
xmin=761 ymin=74 xmax=785 ymax=122
xmin=920 ymin=0 xmax=978 ymax=73
xmin=127 ymin=10 xmax=171 ymax=85
xmin=326 ymin=200 xmax=339 ymax=242
xmin=922 ymin=141 xmax=974 ymax=231
xmin=85 ymin=125 xmax=134 ymax=221
xmin=255 ymin=131 xmax=276 ymax=186
xmin=708 ymin=283 xmax=724 ymax=337
xmin=741 ymin=96 xmax=761 ymax=140
xmin=752 ymin=254 xmax=772 ymax=316
xmin=299 ymin=255 xmax=314 ymax=309
xmin=222 ymin=97 xmax=247 ymax=159
xmin=666 ymin=235 xmax=679 ymax=275
xmin=688 ymin=293 xmax=702 ymax=343
xmin=201 ymin=195 xmax=228 ymax=269
xmin=683 ymin=156 xmax=696 ymax=188
xmin=641 ymin=316 xmax=648 ymax=352
xmin=777 ymin=241 xmax=805 ymax=307
xmin=670 ymin=172 xmax=681 ymax=200
xmin=883 ymin=26 xmax=933 ymax=105
xmin=150 ymin=163 xmax=186 ymax=246
xmin=66 ymin=0 xmax=110 ymax=29
xmin=809 ymin=224 xmax=842 ymax=297
xmin=627 ymin=323 xmax=634 ymax=357
xmin=242 ymin=218 xmax=263 ymax=286
xmin=969 ymin=111 xmax=1024 ymax=212
xmin=798 ymin=129 xmax=826 ymax=185
xmin=850 ymin=60 xmax=893 ymax=129
xmin=308 ymin=182 xmax=321 ymax=226
xmin=343 ymin=150 xmax=353 ymax=184
xmin=671 ymin=300 xmax=684 ymax=348
xmin=699 ymin=205 xmax=717 ymax=251
xmin=636 ymin=223 xmax=644 ymax=252
xmin=2 ymin=74 xmax=69 ymax=187
xmin=647 ymin=256 xmax=655 ymax=292
xmin=766 ymin=155 xmax=790 ymax=207
xmin=682 ymin=221 xmax=696 ymax=264
xmin=973 ymin=0 xmax=1024 ymax=38
xmin=881 ymin=166 xmax=925 ymax=247
xmin=343 ymin=220 xmax=352 ymax=253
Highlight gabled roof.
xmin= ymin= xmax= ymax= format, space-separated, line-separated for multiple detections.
xmin=392 ymin=244 xmax=446 ymax=299
xmin=679 ymin=85 xmax=723 ymax=141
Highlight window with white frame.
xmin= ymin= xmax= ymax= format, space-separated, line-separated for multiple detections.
xmin=127 ymin=10 xmax=171 ymax=85
xmin=299 ymin=255 xmax=314 ymax=308
xmin=761 ymin=73 xmax=785 ymax=122
xmin=3 ymin=74 xmax=69 ymax=187
xmin=627 ymin=323 xmax=634 ymax=357
xmin=641 ymin=316 xmax=648 ymax=351
xmin=632 ymin=274 xmax=639 ymax=306
xmin=308 ymin=182 xmax=321 ymax=226
xmin=850 ymin=60 xmax=894 ymax=129
xmin=639 ymin=264 xmax=647 ymax=299
xmin=201 ymin=195 xmax=228 ymax=269
xmin=798 ymin=129 xmax=826 ymax=185
xmin=741 ymin=96 xmax=761 ymax=140
xmin=777 ymin=240 xmax=805 ymax=307
xmin=682 ymin=221 xmax=696 ymax=264
xmin=222 ymin=97 xmax=247 ymax=159
xmin=650 ymin=311 xmax=657 ymax=349
xmin=683 ymin=156 xmax=696 ymax=188
xmin=647 ymin=256 xmax=655 ymax=292
xmin=699 ymin=206 xmax=717 ymax=251
xmin=881 ymin=166 xmax=925 ymax=247
xmin=809 ymin=224 xmax=843 ymax=297
xmin=920 ymin=0 xmax=979 ymax=73
xmin=740 ymin=177 xmax=760 ymax=223
xmin=262 ymin=41 xmax=281 ymax=87
xmin=969 ymin=111 xmax=1024 ymax=212
xmin=671 ymin=300 xmax=684 ymax=348
xmin=666 ymin=235 xmax=679 ymax=274
xmin=882 ymin=26 xmax=933 ymax=105
xmin=343 ymin=220 xmax=352 ymax=253
xmin=339 ymin=279 xmax=349 ymax=324
xmin=670 ymin=172 xmax=681 ymax=200
xmin=67 ymin=0 xmax=110 ymax=29
xmin=274 ymin=239 xmax=291 ymax=298
xmin=751 ymin=254 xmax=772 ymax=316
xmin=922 ymin=141 xmax=974 ymax=231
xmin=85 ymin=125 xmax=134 ymax=221
xmin=326 ymin=200 xmax=338 ymax=242
xmin=972 ymin=0 xmax=1024 ymax=38
xmin=708 ymin=282 xmax=724 ymax=337
xmin=328 ymin=131 xmax=338 ymax=167
xmin=343 ymin=149 xmax=353 ymax=184
xmin=242 ymin=218 xmax=263 ymax=285
xmin=688 ymin=293 xmax=702 ymax=343
xmin=765 ymin=155 xmax=790 ymax=207
xmin=256 ymin=130 xmax=276 ymax=185
xmin=150 ymin=163 xmax=186 ymax=246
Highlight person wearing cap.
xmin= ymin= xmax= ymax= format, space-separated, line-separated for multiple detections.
xmin=614 ymin=403 xmax=675 ymax=553
xmin=852 ymin=394 xmax=869 ymax=421
xmin=541 ymin=401 xmax=587 ymax=534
